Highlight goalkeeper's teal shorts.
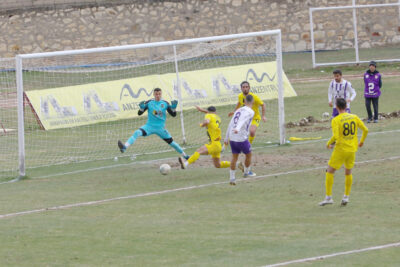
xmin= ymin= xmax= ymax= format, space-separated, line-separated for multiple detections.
xmin=139 ymin=124 xmax=172 ymax=140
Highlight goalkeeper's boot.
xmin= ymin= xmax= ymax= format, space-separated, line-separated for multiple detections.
xmin=178 ymin=157 xmax=186 ymax=169
xmin=319 ymin=197 xmax=333 ymax=206
xmin=229 ymin=178 xmax=236 ymax=186
xmin=341 ymin=196 xmax=349 ymax=206
xmin=118 ymin=140 xmax=126 ymax=153
xmin=244 ymin=171 xmax=256 ymax=178
xmin=183 ymin=155 xmax=190 ymax=160
xmin=237 ymin=161 xmax=244 ymax=173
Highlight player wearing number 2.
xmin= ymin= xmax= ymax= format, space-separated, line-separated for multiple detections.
xmin=328 ymin=70 xmax=357 ymax=118
xmin=178 ymin=106 xmax=231 ymax=169
xmin=364 ymin=61 xmax=382 ymax=123
xmin=319 ymin=98 xmax=368 ymax=207
xmin=118 ymin=88 xmax=189 ymax=159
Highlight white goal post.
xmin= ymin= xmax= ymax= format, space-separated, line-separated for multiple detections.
xmin=309 ymin=2 xmax=400 ymax=68
xmin=15 ymin=30 xmax=290 ymax=178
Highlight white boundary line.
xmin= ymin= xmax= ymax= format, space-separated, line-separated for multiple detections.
xmin=27 ymin=128 xmax=400 ymax=180
xmin=264 ymin=242 xmax=400 ymax=267
xmin=0 ymin=155 xmax=399 ymax=220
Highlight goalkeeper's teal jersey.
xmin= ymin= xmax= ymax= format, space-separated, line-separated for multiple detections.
xmin=144 ymin=99 xmax=171 ymax=128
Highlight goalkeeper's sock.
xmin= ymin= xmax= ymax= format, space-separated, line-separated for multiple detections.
xmin=125 ymin=129 xmax=143 ymax=148
xmin=249 ymin=135 xmax=255 ymax=144
xmin=220 ymin=161 xmax=230 ymax=168
xmin=344 ymin=174 xmax=353 ymax=196
xmin=325 ymin=172 xmax=334 ymax=197
xmin=188 ymin=152 xmax=200 ymax=165
xmin=169 ymin=141 xmax=184 ymax=154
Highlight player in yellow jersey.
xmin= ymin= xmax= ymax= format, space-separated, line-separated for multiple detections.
xmin=178 ymin=106 xmax=231 ymax=169
xmin=319 ymin=98 xmax=368 ymax=207
xmin=228 ymin=81 xmax=266 ymax=144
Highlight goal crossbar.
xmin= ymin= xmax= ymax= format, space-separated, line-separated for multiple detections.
xmin=309 ymin=2 xmax=400 ymax=68
xmin=15 ymin=30 xmax=285 ymax=178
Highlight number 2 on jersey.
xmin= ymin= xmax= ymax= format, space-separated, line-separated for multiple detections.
xmin=368 ymin=82 xmax=374 ymax=94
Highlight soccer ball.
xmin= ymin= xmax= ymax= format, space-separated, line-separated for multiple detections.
xmin=160 ymin=164 xmax=171 ymax=175
xmin=322 ymin=112 xmax=330 ymax=119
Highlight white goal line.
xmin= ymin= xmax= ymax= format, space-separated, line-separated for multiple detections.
xmin=0 ymin=155 xmax=399 ymax=220
xmin=263 ymin=242 xmax=400 ymax=267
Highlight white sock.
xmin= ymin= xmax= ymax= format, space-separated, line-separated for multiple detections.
xmin=230 ymin=169 xmax=236 ymax=180
xmin=182 ymin=152 xmax=187 ymax=157
xmin=244 ymin=166 xmax=250 ymax=174
xmin=184 ymin=162 xmax=189 ymax=167
xmin=124 ymin=142 xmax=130 ymax=148
xmin=326 ymin=196 xmax=332 ymax=200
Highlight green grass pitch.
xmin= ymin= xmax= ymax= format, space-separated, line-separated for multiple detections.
xmin=0 ymin=50 xmax=399 ymax=266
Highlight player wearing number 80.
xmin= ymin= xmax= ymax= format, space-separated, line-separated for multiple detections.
xmin=364 ymin=61 xmax=382 ymax=123
xmin=320 ymin=98 xmax=368 ymax=207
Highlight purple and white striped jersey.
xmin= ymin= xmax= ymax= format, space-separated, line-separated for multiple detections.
xmin=225 ymin=106 xmax=254 ymax=142
xmin=328 ymin=79 xmax=357 ymax=108
xmin=364 ymin=71 xmax=382 ymax=98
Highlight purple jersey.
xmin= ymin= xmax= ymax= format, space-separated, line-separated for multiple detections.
xmin=364 ymin=71 xmax=381 ymax=98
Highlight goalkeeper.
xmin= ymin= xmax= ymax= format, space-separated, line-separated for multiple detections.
xmin=178 ymin=105 xmax=231 ymax=169
xmin=118 ymin=88 xmax=189 ymax=159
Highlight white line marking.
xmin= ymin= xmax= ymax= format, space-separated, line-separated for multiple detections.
xmin=29 ymin=128 xmax=400 ymax=180
xmin=0 ymin=155 xmax=399 ymax=220
xmin=264 ymin=242 xmax=400 ymax=267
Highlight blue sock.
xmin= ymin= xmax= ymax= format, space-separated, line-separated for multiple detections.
xmin=169 ymin=141 xmax=184 ymax=154
xmin=126 ymin=130 xmax=143 ymax=147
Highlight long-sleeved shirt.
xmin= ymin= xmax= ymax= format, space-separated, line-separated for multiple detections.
xmin=327 ymin=112 xmax=368 ymax=153
xmin=225 ymin=106 xmax=254 ymax=142
xmin=328 ymin=79 xmax=357 ymax=108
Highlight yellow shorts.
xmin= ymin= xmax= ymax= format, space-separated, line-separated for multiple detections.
xmin=205 ymin=142 xmax=222 ymax=159
xmin=251 ymin=118 xmax=260 ymax=127
xmin=328 ymin=149 xmax=356 ymax=170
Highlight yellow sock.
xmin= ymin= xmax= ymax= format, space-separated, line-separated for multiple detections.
xmin=187 ymin=152 xmax=200 ymax=164
xmin=325 ymin=172 xmax=334 ymax=196
xmin=219 ymin=161 xmax=231 ymax=168
xmin=249 ymin=136 xmax=255 ymax=144
xmin=345 ymin=174 xmax=353 ymax=196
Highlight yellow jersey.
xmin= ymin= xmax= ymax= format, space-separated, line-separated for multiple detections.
xmin=327 ymin=112 xmax=368 ymax=152
xmin=205 ymin=113 xmax=221 ymax=143
xmin=238 ymin=92 xmax=264 ymax=121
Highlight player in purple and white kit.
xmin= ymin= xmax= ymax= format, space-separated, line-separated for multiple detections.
xmin=364 ymin=61 xmax=382 ymax=123
xmin=328 ymin=70 xmax=357 ymax=118
xmin=224 ymin=94 xmax=255 ymax=185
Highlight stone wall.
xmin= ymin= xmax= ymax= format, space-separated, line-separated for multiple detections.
xmin=0 ymin=0 xmax=399 ymax=57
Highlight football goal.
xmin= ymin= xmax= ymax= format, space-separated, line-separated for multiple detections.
xmin=15 ymin=29 xmax=296 ymax=177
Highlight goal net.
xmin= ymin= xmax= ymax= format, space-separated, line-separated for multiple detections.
xmin=310 ymin=2 xmax=400 ymax=67
xmin=0 ymin=58 xmax=19 ymax=180
xmin=15 ymin=30 xmax=296 ymax=177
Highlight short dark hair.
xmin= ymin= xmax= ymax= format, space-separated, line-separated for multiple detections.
xmin=240 ymin=81 xmax=250 ymax=88
xmin=207 ymin=106 xmax=216 ymax=112
xmin=154 ymin=88 xmax=162 ymax=92
xmin=369 ymin=61 xmax=377 ymax=67
xmin=245 ymin=94 xmax=254 ymax=103
xmin=333 ymin=69 xmax=342 ymax=76
xmin=336 ymin=98 xmax=347 ymax=110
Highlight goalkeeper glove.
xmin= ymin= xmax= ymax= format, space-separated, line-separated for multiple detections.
xmin=171 ymin=100 xmax=178 ymax=110
xmin=139 ymin=101 xmax=146 ymax=110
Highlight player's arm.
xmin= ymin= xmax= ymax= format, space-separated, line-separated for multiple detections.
xmin=195 ymin=105 xmax=208 ymax=113
xmin=228 ymin=102 xmax=241 ymax=117
xmin=138 ymin=100 xmax=149 ymax=116
xmin=256 ymin=96 xmax=267 ymax=122
xmin=166 ymin=100 xmax=178 ymax=117
xmin=348 ymin=82 xmax=356 ymax=102
xmin=326 ymin=119 xmax=338 ymax=148
xmin=328 ymin=82 xmax=333 ymax=107
xmin=379 ymin=75 xmax=382 ymax=88
xmin=224 ymin=118 xmax=233 ymax=145
xmin=200 ymin=119 xmax=210 ymax=127
xmin=356 ymin=117 xmax=369 ymax=147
